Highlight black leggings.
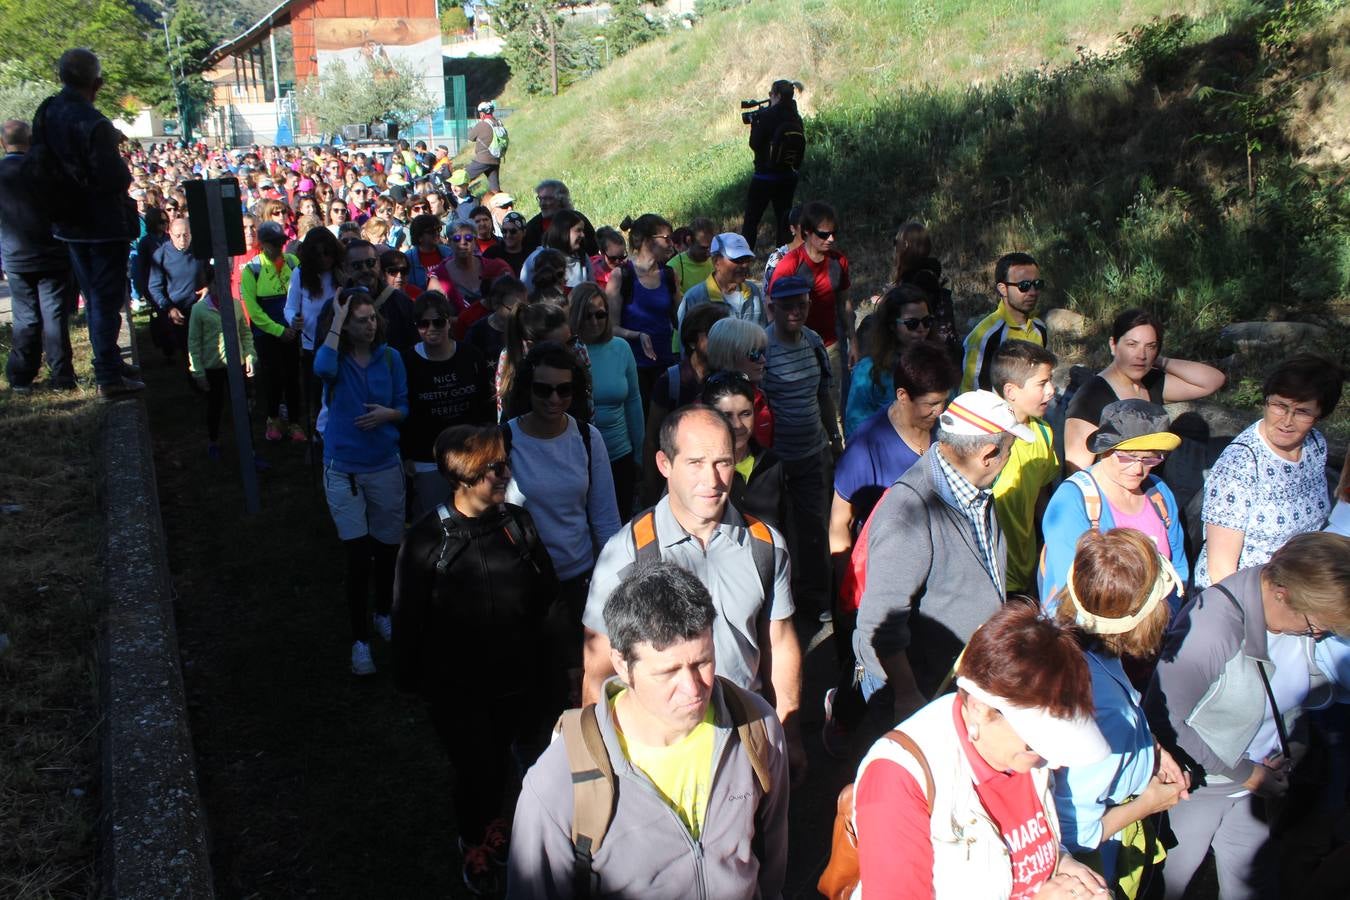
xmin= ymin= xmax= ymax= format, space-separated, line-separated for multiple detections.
xmin=255 ymin=331 xmax=300 ymax=420
xmin=609 ymin=453 xmax=637 ymax=523
xmin=204 ymin=368 xmax=228 ymax=442
xmin=343 ymin=537 xmax=399 ymax=642
xmin=429 ymin=697 xmax=537 ymax=844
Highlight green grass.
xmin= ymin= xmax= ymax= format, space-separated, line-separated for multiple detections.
xmin=0 ymin=322 xmax=103 ymax=899
xmin=493 ymin=0 xmax=1349 ymax=373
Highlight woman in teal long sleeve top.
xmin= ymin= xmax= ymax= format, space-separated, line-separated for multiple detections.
xmin=845 ymin=285 xmax=934 ymax=437
xmin=571 ymin=283 xmax=643 ymax=520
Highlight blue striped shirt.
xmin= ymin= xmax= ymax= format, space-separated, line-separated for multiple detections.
xmin=762 ymin=326 xmax=831 ymax=461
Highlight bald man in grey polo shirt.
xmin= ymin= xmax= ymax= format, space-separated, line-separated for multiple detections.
xmin=582 ymin=405 xmax=806 ymax=780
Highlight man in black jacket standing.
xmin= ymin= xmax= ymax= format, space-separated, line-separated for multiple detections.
xmin=741 ymin=79 xmax=804 ymax=250
xmin=34 ymin=48 xmax=142 ymax=398
xmin=0 ymin=119 xmax=76 ymax=391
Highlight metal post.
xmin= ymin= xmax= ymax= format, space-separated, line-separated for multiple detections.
xmin=202 ymin=179 xmax=261 ymax=514
xmin=269 ymin=27 xmax=282 ymax=102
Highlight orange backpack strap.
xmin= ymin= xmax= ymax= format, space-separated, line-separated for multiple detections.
xmin=630 ymin=508 xmax=660 ymax=567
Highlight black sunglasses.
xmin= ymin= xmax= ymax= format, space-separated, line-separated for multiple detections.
xmin=1002 ymin=278 xmax=1046 ymax=292
xmin=899 ymin=315 xmax=935 ymax=330
xmin=705 ymin=370 xmax=751 ymax=388
xmin=586 ymin=310 xmax=609 ymax=321
xmin=417 ymin=317 xmax=448 ymax=330
xmin=349 ymin=258 xmax=378 ymax=271
xmin=605 ymin=253 xmax=627 ymax=265
xmin=531 ymin=381 xmax=575 ymax=399
xmin=812 ymin=228 xmax=837 ymax=240
xmin=478 ymin=459 xmax=511 ymax=479
xmin=501 ymin=227 xmax=521 ymax=236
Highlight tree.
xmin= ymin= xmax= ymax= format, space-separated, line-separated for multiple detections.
xmin=0 ymin=61 xmax=56 ymax=123
xmin=162 ymin=0 xmax=219 ymax=140
xmin=298 ymin=56 xmax=440 ymax=134
xmin=495 ymin=0 xmax=599 ymax=96
xmin=605 ymin=0 xmax=666 ymax=57
xmin=0 ymin=0 xmax=170 ymax=118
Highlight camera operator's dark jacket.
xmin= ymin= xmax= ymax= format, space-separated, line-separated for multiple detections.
xmin=35 ymin=87 xmax=134 ymax=243
xmin=748 ymin=99 xmax=803 ymax=174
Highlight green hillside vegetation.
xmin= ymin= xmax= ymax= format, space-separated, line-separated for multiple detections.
xmin=496 ymin=0 xmax=1350 ymax=368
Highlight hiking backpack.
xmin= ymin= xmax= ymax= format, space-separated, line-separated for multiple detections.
xmin=488 ymin=120 xmax=509 ymax=159
xmin=630 ymin=506 xmax=776 ymax=606
xmin=769 ymin=118 xmax=806 ymax=172
xmin=559 ymin=675 xmax=775 ymax=898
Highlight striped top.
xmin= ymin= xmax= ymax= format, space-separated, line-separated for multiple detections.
xmin=960 ymin=300 xmax=1048 ymax=393
xmin=762 ymin=326 xmax=832 ymax=461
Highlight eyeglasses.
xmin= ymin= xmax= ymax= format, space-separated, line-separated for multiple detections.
xmin=1113 ymin=450 xmax=1168 ymax=468
xmin=411 ymin=205 xmax=430 ymax=213
xmin=605 ymin=253 xmax=627 ymax=265
xmin=745 ymin=347 xmax=766 ymax=362
xmin=586 ymin=310 xmax=609 ymax=322
xmin=1002 ymin=278 xmax=1046 ymax=292
xmin=417 ymin=317 xmax=448 ymax=330
xmin=811 ymin=228 xmax=837 ymax=240
xmin=899 ymin=315 xmax=935 ymax=331
xmin=349 ymin=258 xmax=378 ymax=271
xmin=531 ymin=381 xmax=575 ymax=399
xmin=1265 ymin=399 xmax=1318 ymax=424
xmin=331 ymin=208 xmax=349 ymax=217
xmin=649 ymin=234 xmax=673 ymax=244
xmin=477 ymin=459 xmax=511 ymax=480
xmin=499 ymin=201 xmax=514 ymax=209
xmin=536 ymin=194 xmax=557 ymax=204
xmin=450 ymin=234 xmax=475 ymax=243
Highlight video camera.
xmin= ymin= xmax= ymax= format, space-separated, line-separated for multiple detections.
xmin=740 ymin=98 xmax=770 ymax=125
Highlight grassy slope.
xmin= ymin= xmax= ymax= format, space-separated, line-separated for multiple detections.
xmin=498 ymin=0 xmax=1350 ymax=430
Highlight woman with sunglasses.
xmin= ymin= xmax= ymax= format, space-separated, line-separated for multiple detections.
xmin=845 ymin=284 xmax=935 ymax=438
xmin=706 ymin=317 xmax=775 ymax=449
xmin=701 ymin=370 xmax=788 ymax=534
xmin=439 ymin=221 xmax=513 ymax=313
xmin=1145 ymin=531 xmax=1350 ymax=900
xmin=392 ymin=424 xmax=559 ymax=897
xmin=324 ymin=196 xmax=353 ymax=237
xmin=315 ymin=287 xmax=408 ymax=677
xmin=503 ymin=342 xmax=621 ymax=708
xmin=1194 ymin=354 xmax=1343 ymax=589
xmin=587 ymin=225 xmax=627 ymax=289
xmin=571 ymin=283 xmax=643 ymax=521
xmin=401 ymin=291 xmax=495 ymax=520
xmin=484 ymin=210 xmax=531 ymax=277
xmin=1040 ymin=400 xmax=1189 ymax=612
xmin=1063 ymin=309 xmax=1224 ymax=473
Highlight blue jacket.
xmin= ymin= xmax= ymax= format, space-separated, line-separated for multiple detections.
xmin=148 ymin=242 xmax=206 ymax=311
xmin=1039 ymin=469 xmax=1188 ymax=611
xmin=313 ymin=342 xmax=409 ymax=472
xmin=404 ymin=244 xmax=452 ymax=289
xmin=35 ymin=87 xmax=134 ymax=242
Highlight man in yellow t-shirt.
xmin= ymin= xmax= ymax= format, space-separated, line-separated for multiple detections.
xmin=990 ymin=340 xmax=1061 ymax=596
xmin=507 ymin=562 xmax=790 ymax=899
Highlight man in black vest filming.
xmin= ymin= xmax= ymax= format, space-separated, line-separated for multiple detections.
xmin=740 ymin=79 xmax=805 ymax=251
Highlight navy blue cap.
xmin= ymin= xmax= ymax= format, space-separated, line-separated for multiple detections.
xmin=769 ymin=275 xmax=811 ymax=299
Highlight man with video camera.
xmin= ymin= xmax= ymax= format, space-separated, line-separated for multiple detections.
xmin=741 ymin=79 xmax=804 ymax=251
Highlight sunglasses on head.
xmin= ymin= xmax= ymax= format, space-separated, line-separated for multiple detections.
xmin=417 ymin=317 xmax=447 ymax=330
xmin=899 ymin=315 xmax=935 ymax=330
xmin=531 ymin=381 xmax=574 ymax=399
xmin=1003 ymin=278 xmax=1046 ymax=292
xmin=706 ymin=370 xmax=751 ymax=388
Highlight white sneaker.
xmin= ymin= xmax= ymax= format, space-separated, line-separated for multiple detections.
xmin=351 ymin=640 xmax=376 ymax=676
xmin=373 ymin=614 xmax=392 ymax=642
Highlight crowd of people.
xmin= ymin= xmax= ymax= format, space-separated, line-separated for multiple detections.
xmin=5 ymin=48 xmax=1350 ymax=900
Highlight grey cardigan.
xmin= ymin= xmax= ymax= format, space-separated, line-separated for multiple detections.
xmin=853 ymin=447 xmax=1007 ymax=696
xmin=506 ymin=677 xmax=789 ymax=899
xmin=1144 ymin=566 xmax=1328 ymax=786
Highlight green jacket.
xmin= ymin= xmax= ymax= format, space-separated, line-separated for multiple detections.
xmin=240 ymin=251 xmax=299 ymax=337
xmin=188 ymin=296 xmax=257 ymax=377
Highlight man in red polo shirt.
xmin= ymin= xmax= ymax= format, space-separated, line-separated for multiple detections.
xmin=766 ymin=200 xmax=854 ymax=413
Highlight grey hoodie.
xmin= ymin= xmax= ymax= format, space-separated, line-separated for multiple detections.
xmin=506 ymin=677 xmax=789 ymax=899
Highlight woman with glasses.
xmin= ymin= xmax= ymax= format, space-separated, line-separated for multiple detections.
xmin=315 ymin=287 xmax=408 ymax=677
xmin=1064 ymin=309 xmax=1225 ymax=472
xmin=484 ymin=210 xmax=530 ymax=277
xmin=259 ymin=198 xmax=294 ymax=239
xmin=706 ymin=317 xmax=775 ymax=449
xmin=325 ymin=198 xmax=351 ymax=237
xmin=392 ymin=424 xmax=559 ymax=897
xmin=440 ymin=221 xmax=513 ymax=312
xmin=588 ymin=225 xmax=627 ymax=289
xmin=845 ymin=284 xmax=935 ymax=438
xmin=570 ymin=283 xmax=643 ymax=521
xmin=1040 ymin=399 xmax=1189 ymax=611
xmin=401 ymin=291 xmax=495 ymax=520
xmin=1194 ymin=354 xmax=1343 ymax=589
xmin=503 ymin=342 xmax=621 ymax=708
xmin=1145 ymin=531 xmax=1350 ymax=900
xmin=701 ymin=370 xmax=788 ymax=534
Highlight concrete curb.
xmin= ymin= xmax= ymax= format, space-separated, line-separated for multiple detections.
xmin=99 ymin=400 xmax=214 ymax=899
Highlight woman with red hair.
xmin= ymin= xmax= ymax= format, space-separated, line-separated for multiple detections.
xmin=851 ymin=602 xmax=1111 ymax=899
